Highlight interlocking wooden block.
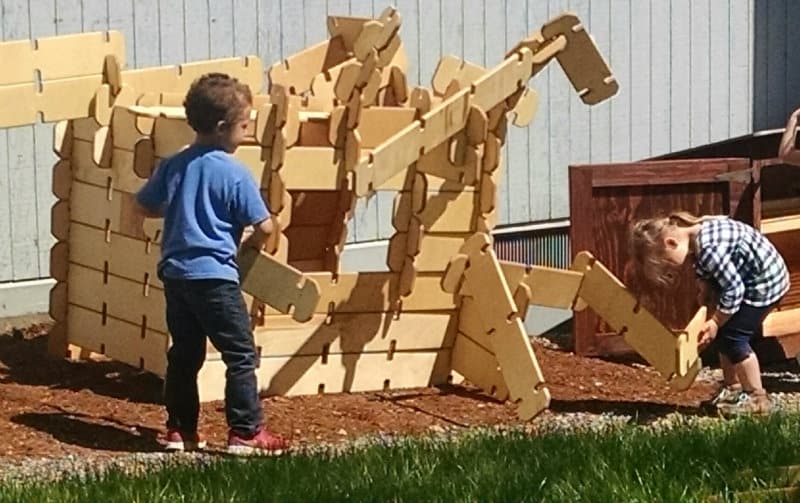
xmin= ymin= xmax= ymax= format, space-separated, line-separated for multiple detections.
xmin=67 ymin=263 xmax=166 ymax=333
xmin=0 ymin=31 xmax=125 ymax=127
xmin=539 ymin=13 xmax=619 ymax=105
xmin=238 ymin=311 xmax=457 ymax=358
xmin=198 ymin=349 xmax=450 ymax=400
xmin=574 ymin=251 xmax=701 ymax=383
xmin=447 ymin=233 xmax=550 ymax=420
xmin=238 ymin=248 xmax=321 ymax=322
xmin=67 ymin=305 xmax=169 ymax=375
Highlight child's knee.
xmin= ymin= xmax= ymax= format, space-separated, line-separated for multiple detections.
xmin=718 ymin=338 xmax=753 ymax=364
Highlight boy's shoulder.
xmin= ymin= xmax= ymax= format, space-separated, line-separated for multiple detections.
xmin=169 ymin=146 xmax=251 ymax=180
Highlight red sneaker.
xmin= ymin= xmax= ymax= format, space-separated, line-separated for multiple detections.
xmin=227 ymin=428 xmax=289 ymax=456
xmin=164 ymin=429 xmax=207 ymax=452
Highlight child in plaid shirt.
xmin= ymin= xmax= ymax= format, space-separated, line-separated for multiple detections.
xmin=630 ymin=212 xmax=789 ymax=416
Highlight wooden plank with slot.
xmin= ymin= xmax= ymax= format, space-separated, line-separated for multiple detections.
xmin=388 ymin=233 xmax=470 ymax=272
xmin=234 ymin=312 xmax=457 ymax=357
xmin=469 ymin=48 xmax=533 ymax=112
xmin=575 ymin=251 xmax=697 ymax=381
xmin=457 ymin=297 xmax=492 ymax=350
xmin=68 ymin=222 xmax=162 ymax=288
xmin=67 ymin=305 xmax=169 ymax=375
xmin=456 ymin=233 xmax=550 ymax=420
xmin=238 ymin=247 xmax=321 ymax=322
xmin=268 ymin=38 xmax=349 ymax=94
xmin=418 ymin=88 xmax=472 ymax=154
xmin=393 ymin=190 xmax=477 ymax=233
xmin=416 ymin=136 xmax=480 ymax=185
xmin=431 ymin=56 xmax=487 ymax=97
xmin=0 ymin=39 xmax=36 ymax=85
xmin=198 ymin=349 xmax=451 ymax=400
xmin=451 ymin=333 xmax=509 ymax=401
xmin=33 ymin=31 xmax=126 ymax=80
xmin=67 ymin=263 xmax=167 ymax=333
xmin=496 ymin=261 xmax=584 ymax=309
xmin=355 ymin=121 xmax=421 ymax=195
xmin=69 ymin=180 xmax=120 ymax=231
xmin=539 ymin=13 xmax=619 ymax=105
xmin=668 ymin=307 xmax=706 ymax=390
xmin=307 ymin=271 xmax=456 ymax=313
xmin=40 ymin=75 xmax=105 ymax=123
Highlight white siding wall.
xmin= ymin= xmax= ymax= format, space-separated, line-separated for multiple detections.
xmin=0 ymin=0 xmax=794 ymax=284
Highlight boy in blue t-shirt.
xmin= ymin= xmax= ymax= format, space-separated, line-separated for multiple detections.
xmin=135 ymin=73 xmax=287 ymax=455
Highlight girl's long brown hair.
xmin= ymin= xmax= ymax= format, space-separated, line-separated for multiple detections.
xmin=629 ymin=211 xmax=705 ymax=288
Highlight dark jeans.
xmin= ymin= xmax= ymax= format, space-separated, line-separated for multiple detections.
xmin=715 ymin=302 xmax=775 ymax=364
xmin=163 ymin=278 xmax=263 ymax=435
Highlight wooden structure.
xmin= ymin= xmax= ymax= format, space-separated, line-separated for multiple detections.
xmin=1 ymin=8 xmax=715 ymax=420
xmin=570 ymin=129 xmax=800 ymax=363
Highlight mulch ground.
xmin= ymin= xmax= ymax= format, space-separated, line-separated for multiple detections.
xmin=0 ymin=319 xmax=718 ymax=461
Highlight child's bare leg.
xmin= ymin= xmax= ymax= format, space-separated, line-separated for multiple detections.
xmin=719 ymin=354 xmax=741 ymax=386
xmin=733 ymin=352 xmax=764 ymax=393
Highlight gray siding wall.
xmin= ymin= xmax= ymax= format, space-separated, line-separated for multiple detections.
xmin=0 ymin=0 xmax=795 ymax=284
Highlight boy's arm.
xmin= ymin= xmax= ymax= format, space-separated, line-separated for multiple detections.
xmin=135 ymin=164 xmax=168 ymax=218
xmin=241 ymin=218 xmax=275 ymax=251
xmin=132 ymin=200 xmax=164 ymax=218
xmin=779 ymin=108 xmax=800 ymax=166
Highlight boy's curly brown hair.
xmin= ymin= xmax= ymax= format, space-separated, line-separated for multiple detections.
xmin=183 ymin=73 xmax=253 ymax=134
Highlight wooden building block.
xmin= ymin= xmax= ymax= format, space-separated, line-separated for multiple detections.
xmin=236 ymin=311 xmax=457 ymax=357
xmin=451 ymin=333 xmax=509 ymax=400
xmin=67 ymin=263 xmax=167 ymax=333
xmin=268 ymin=38 xmax=349 ymax=95
xmin=199 ymin=349 xmax=451 ymax=400
xmin=121 ymin=56 xmax=263 ymax=97
xmin=539 ymin=13 xmax=618 ymax=105
xmin=50 ymin=241 xmax=69 ymax=282
xmin=574 ymin=251 xmax=700 ymax=381
xmin=387 ymin=233 xmax=471 ymax=273
xmin=307 ymin=271 xmax=456 ymax=313
xmin=68 ymin=222 xmax=161 ymax=289
xmin=49 ymin=282 xmax=68 ymax=323
xmin=67 ymin=305 xmax=168 ymax=376
xmin=454 ymin=233 xmax=550 ymax=420
xmin=0 ymin=31 xmax=125 ymax=127
xmin=416 ymin=135 xmax=481 ymax=186
xmin=238 ymin=248 xmax=321 ymax=322
xmin=418 ymin=88 xmax=471 ymax=154
xmin=496 ymin=261 xmax=584 ymax=310
xmin=53 ymin=120 xmax=73 ymax=158
xmin=393 ymin=190 xmax=477 ymax=233
xmin=431 ymin=56 xmax=487 ymax=97
xmin=469 ymin=48 xmax=533 ymax=112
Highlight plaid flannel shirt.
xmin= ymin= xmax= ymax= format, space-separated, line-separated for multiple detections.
xmin=694 ymin=217 xmax=790 ymax=314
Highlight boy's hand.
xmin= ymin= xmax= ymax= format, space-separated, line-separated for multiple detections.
xmin=241 ymin=231 xmax=265 ymax=251
xmin=698 ymin=319 xmax=719 ymax=349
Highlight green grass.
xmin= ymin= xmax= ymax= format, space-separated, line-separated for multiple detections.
xmin=3 ymin=414 xmax=800 ymax=503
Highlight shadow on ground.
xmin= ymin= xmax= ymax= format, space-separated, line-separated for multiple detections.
xmin=0 ymin=325 xmax=164 ymax=405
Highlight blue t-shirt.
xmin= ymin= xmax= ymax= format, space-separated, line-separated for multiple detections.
xmin=136 ymin=144 xmax=269 ymax=283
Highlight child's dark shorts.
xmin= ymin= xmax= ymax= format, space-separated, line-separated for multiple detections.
xmin=715 ymin=302 xmax=776 ymax=363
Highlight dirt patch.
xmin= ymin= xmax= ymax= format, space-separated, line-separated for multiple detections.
xmin=0 ymin=322 xmax=720 ymax=461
